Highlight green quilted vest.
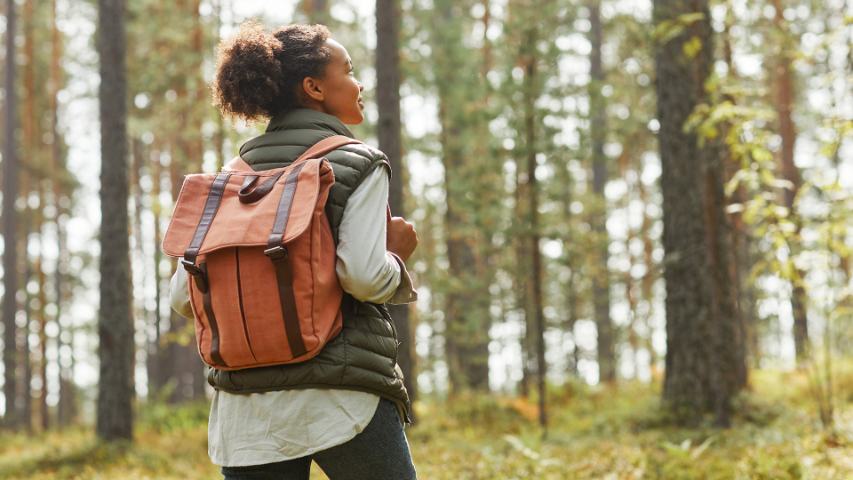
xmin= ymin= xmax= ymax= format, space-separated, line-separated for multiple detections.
xmin=205 ymin=108 xmax=412 ymax=424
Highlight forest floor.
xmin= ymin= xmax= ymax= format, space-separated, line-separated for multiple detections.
xmin=0 ymin=366 xmax=850 ymax=480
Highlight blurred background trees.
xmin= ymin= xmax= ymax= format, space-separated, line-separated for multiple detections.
xmin=0 ymin=0 xmax=849 ymax=444
xmin=96 ymin=0 xmax=133 ymax=441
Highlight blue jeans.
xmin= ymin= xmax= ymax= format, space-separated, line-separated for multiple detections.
xmin=220 ymin=398 xmax=417 ymax=480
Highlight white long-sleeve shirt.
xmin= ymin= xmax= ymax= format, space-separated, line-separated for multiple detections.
xmin=169 ymin=167 xmax=416 ymax=466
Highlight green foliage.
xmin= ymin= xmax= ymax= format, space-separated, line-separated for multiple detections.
xmin=652 ymin=12 xmax=706 ymax=46
xmin=135 ymin=399 xmax=210 ymax=434
xmin=681 ymin=35 xmax=703 ymax=59
xmin=0 ymin=424 xmax=216 ymax=479
xmin=0 ymin=370 xmax=851 ymax=479
xmin=683 ymin=0 xmax=851 ymax=433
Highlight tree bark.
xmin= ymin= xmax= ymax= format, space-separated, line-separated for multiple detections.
xmin=2 ymin=0 xmax=20 ymax=430
xmin=97 ymin=0 xmax=134 ymax=441
xmin=376 ymin=0 xmax=417 ymax=409
xmin=515 ymin=159 xmax=531 ymax=397
xmin=720 ymin=3 xmax=758 ymax=372
xmin=18 ymin=169 xmax=32 ymax=432
xmin=431 ymin=0 xmax=491 ymax=393
xmin=20 ymin=0 xmax=36 ymax=432
xmin=521 ymin=25 xmax=547 ymax=430
xmin=654 ymin=0 xmax=745 ymax=426
xmin=771 ymin=0 xmax=809 ymax=364
xmin=588 ymin=0 xmax=615 ymax=383
xmin=50 ymin=0 xmax=74 ymax=427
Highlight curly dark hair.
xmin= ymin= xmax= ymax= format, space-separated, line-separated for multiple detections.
xmin=212 ymin=22 xmax=332 ymax=122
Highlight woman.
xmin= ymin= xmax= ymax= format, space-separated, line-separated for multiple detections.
xmin=170 ymin=22 xmax=419 ymax=480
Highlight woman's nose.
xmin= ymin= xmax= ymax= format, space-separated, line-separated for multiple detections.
xmin=358 ymin=82 xmax=364 ymax=91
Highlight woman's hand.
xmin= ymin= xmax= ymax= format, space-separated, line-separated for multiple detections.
xmin=387 ymin=216 xmax=418 ymax=262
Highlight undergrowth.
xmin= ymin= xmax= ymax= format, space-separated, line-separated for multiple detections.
xmin=0 ymin=366 xmax=849 ymax=479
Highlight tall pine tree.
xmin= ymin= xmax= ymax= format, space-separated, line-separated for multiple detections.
xmin=653 ymin=0 xmax=745 ymax=426
xmin=376 ymin=0 xmax=418 ymax=407
xmin=96 ymin=0 xmax=134 ymax=441
xmin=2 ymin=0 xmax=20 ymax=430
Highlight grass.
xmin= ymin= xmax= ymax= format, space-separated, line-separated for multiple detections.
xmin=0 ymin=366 xmax=850 ymax=479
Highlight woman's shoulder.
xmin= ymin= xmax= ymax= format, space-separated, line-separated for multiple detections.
xmin=329 ymin=140 xmax=388 ymax=164
xmin=325 ymin=140 xmax=391 ymax=178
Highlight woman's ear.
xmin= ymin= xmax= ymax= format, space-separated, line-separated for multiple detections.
xmin=302 ymin=76 xmax=325 ymax=102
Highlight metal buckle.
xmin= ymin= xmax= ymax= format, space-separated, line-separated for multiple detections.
xmin=264 ymin=245 xmax=288 ymax=260
xmin=181 ymin=258 xmax=203 ymax=276
xmin=181 ymin=259 xmax=209 ymax=293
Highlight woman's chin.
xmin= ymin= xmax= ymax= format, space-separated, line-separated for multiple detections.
xmin=343 ymin=111 xmax=365 ymax=125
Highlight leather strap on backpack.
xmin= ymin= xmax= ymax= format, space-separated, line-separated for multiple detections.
xmin=237 ymin=171 xmax=285 ymax=204
xmin=182 ymin=171 xmax=231 ymax=367
xmin=263 ymin=135 xmax=361 ymax=359
xmin=264 ymin=161 xmax=309 ymax=358
xmin=182 ymin=171 xmax=231 ymax=280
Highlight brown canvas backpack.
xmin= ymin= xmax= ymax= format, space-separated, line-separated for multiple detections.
xmin=161 ymin=135 xmax=362 ymax=371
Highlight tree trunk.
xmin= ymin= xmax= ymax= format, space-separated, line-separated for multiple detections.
xmin=625 ymin=222 xmax=640 ymax=379
xmin=588 ymin=0 xmax=615 ymax=384
xmin=156 ymin=0 xmax=209 ymax=403
xmin=33 ymin=79 xmax=49 ymax=427
xmin=165 ymin=155 xmax=184 ymax=401
xmin=187 ymin=0 xmax=208 ymax=401
xmin=130 ymin=139 xmax=149 ymax=397
xmin=2 ymin=0 xmax=20 ymax=430
xmin=148 ymin=149 xmax=165 ymax=394
xmin=771 ymin=0 xmax=809 ymax=364
xmin=18 ymin=173 xmax=32 ymax=432
xmin=20 ymin=0 xmax=36 ymax=432
xmin=557 ymin=143 xmax=581 ymax=378
xmin=515 ymin=160 xmax=532 ymax=397
xmin=50 ymin=0 xmax=74 ymax=427
xmin=302 ymin=0 xmax=331 ymax=25
xmin=36 ymin=208 xmax=49 ymax=431
xmin=97 ymin=0 xmax=134 ymax=441
xmin=637 ymin=174 xmax=659 ymax=374
xmin=654 ymin=0 xmax=745 ymax=426
xmin=212 ymin=0 xmax=227 ymax=171
xmin=721 ymin=3 xmax=758 ymax=372
xmin=21 ymin=248 xmax=32 ymax=432
xmin=521 ymin=25 xmax=547 ymax=430
xmin=376 ymin=0 xmax=417 ymax=409
xmin=432 ymin=0 xmax=491 ymax=393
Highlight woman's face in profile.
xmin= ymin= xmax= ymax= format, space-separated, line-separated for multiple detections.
xmin=309 ymin=38 xmax=365 ymax=125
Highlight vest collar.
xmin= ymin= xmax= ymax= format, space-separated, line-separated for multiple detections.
xmin=265 ymin=108 xmax=355 ymax=137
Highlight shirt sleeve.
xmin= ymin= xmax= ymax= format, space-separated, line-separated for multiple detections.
xmin=336 ymin=167 xmax=418 ymax=305
xmin=169 ymin=264 xmax=195 ymax=320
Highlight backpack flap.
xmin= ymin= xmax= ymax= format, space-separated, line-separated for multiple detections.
xmin=161 ymin=158 xmax=333 ymax=259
